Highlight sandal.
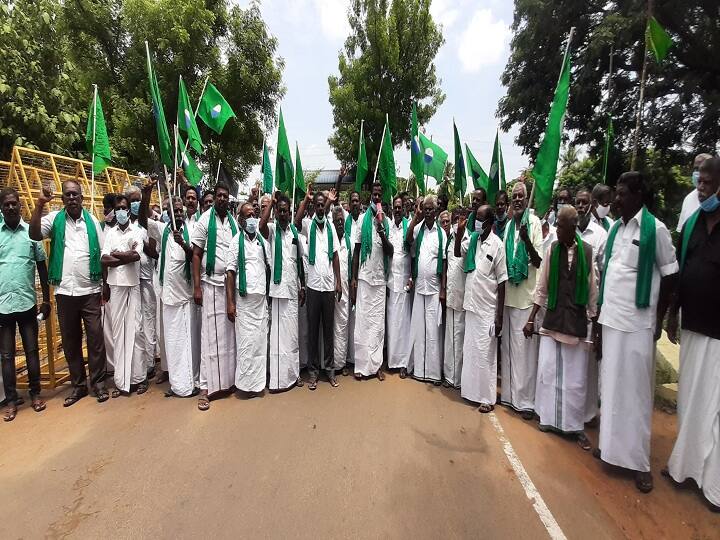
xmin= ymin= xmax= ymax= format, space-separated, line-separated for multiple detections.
xmin=111 ymin=389 xmax=121 ymax=398
xmin=296 ymin=377 xmax=304 ymax=388
xmin=329 ymin=374 xmax=339 ymax=388
xmin=155 ymin=371 xmax=169 ymax=384
xmin=442 ymin=381 xmax=451 ymax=388
xmin=197 ymin=393 xmax=210 ymax=411
xmin=377 ymin=370 xmax=385 ymax=381
xmin=399 ymin=368 xmax=407 ymax=379
xmin=63 ymin=390 xmax=88 ymax=408
xmin=3 ymin=404 xmax=17 ymax=422
xmin=577 ymin=433 xmax=592 ymax=452
xmin=635 ymin=471 xmax=653 ymax=493
xmin=354 ymin=373 xmax=362 ymax=381
xmin=136 ymin=381 xmax=149 ymax=395
xmin=308 ymin=378 xmax=318 ymax=391
xmin=521 ymin=410 xmax=535 ymax=421
xmin=96 ymin=388 xmax=109 ymax=403
xmin=31 ymin=397 xmax=46 ymax=413
xmin=341 ymin=367 xmax=349 ymax=377
xmin=433 ymin=380 xmax=441 ymax=386
xmin=478 ymin=403 xmax=494 ymax=414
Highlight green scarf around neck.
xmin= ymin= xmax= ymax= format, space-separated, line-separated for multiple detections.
xmin=237 ymin=232 xmax=266 ymax=296
xmin=547 ymin=234 xmax=589 ymax=311
xmin=505 ymin=210 xmax=530 ymax=285
xmin=308 ymin=217 xmax=333 ymax=265
xmin=680 ymin=209 xmax=701 ymax=271
xmin=48 ymin=208 xmax=102 ymax=285
xmin=411 ymin=222 xmax=443 ymax=279
xmin=600 ymin=216 xmax=610 ymax=231
xmin=205 ymin=206 xmax=237 ymax=276
xmin=360 ymin=209 xmax=389 ymax=270
xmin=273 ymin=221 xmax=301 ymax=285
xmin=599 ymin=206 xmax=656 ymax=308
xmin=464 ymin=232 xmax=483 ymax=273
xmin=159 ymin=223 xmax=190 ymax=286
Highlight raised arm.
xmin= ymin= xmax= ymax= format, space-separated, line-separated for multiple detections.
xmin=259 ymin=191 xmax=276 ymax=239
xmin=294 ymin=185 xmax=313 ymax=232
xmin=29 ymin=186 xmax=54 ymax=241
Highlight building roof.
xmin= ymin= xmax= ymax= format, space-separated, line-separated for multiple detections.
xmin=312 ymin=169 xmax=355 ymax=185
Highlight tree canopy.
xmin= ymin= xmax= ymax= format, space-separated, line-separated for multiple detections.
xmin=328 ymin=0 xmax=445 ymax=185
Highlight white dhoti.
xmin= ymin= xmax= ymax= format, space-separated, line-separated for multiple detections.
xmin=386 ymin=289 xmax=412 ymax=369
xmin=353 ymin=281 xmax=385 ymax=376
xmin=599 ymin=326 xmax=654 ymax=472
xmin=585 ymin=351 xmax=600 ymax=423
xmin=163 ymin=301 xmax=200 ymax=397
xmin=102 ymin=300 xmax=114 ymax=372
xmin=443 ymin=308 xmax=465 ymax=387
xmin=535 ymin=335 xmax=589 ymax=433
xmin=410 ymin=292 xmax=443 ymax=382
xmin=235 ymin=294 xmax=269 ymax=393
xmin=269 ymin=297 xmax=299 ymax=390
xmin=154 ymin=272 xmax=167 ymax=371
xmin=333 ymin=283 xmax=350 ymax=370
xmin=139 ymin=278 xmax=157 ymax=371
xmin=668 ymin=330 xmax=720 ymax=506
xmin=199 ymin=282 xmax=236 ymax=395
xmin=461 ymin=311 xmax=498 ymax=405
xmin=500 ymin=306 xmax=539 ymax=412
xmin=109 ymin=285 xmax=145 ymax=392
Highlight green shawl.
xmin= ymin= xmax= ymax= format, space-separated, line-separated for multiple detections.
xmin=48 ymin=209 xmax=102 ymax=285
xmin=505 ymin=211 xmax=530 ymax=285
xmin=308 ymin=218 xmax=333 ymax=265
xmin=680 ymin=209 xmax=701 ymax=271
xmin=159 ymin=224 xmax=190 ymax=285
xmin=599 ymin=206 xmax=656 ymax=308
xmin=273 ymin=221 xmax=301 ymax=285
xmin=464 ymin=232 xmax=481 ymax=273
xmin=359 ymin=210 xmax=389 ymax=273
xmin=236 ymin=232 xmax=266 ymax=296
xmin=547 ymin=234 xmax=589 ymax=311
xmin=411 ymin=222 xmax=443 ymax=280
xmin=205 ymin=207 xmax=237 ymax=276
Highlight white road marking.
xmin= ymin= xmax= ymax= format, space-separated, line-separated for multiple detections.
xmin=489 ymin=412 xmax=567 ymax=540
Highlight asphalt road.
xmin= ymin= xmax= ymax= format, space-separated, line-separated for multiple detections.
xmin=1 ymin=373 xmax=717 ymax=539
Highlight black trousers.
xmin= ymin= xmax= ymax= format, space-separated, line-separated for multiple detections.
xmin=0 ymin=306 xmax=41 ymax=403
xmin=55 ymin=293 xmax=107 ymax=391
xmin=306 ymin=288 xmax=335 ymax=378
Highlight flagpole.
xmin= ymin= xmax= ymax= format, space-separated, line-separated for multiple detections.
xmin=631 ymin=0 xmax=653 ymax=171
xmin=194 ymin=76 xmax=209 ymax=118
xmin=372 ymin=115 xmax=388 ymax=183
xmin=602 ymin=46 xmax=615 ymax=183
xmin=90 ymin=84 xmax=98 ymax=218
xmin=215 ymin=158 xmax=222 ymax=184
xmin=172 ymin=123 xmax=178 ymax=197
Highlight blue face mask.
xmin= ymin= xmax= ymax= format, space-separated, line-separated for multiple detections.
xmin=691 ymin=171 xmax=700 ymax=188
xmin=130 ymin=200 xmax=141 ymax=216
xmin=245 ymin=217 xmax=258 ymax=235
xmin=700 ymin=194 xmax=720 ymax=213
xmin=116 ymin=209 xmax=130 ymax=225
xmin=161 ymin=211 xmax=170 ymax=224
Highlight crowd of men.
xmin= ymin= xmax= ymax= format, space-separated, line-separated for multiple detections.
xmin=0 ymin=154 xmax=718 ymax=510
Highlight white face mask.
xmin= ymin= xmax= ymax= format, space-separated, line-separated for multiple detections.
xmin=595 ymin=203 xmax=610 ymax=219
xmin=116 ymin=209 xmax=130 ymax=225
xmin=245 ymin=217 xmax=258 ymax=235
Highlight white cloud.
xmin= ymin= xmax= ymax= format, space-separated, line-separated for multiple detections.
xmin=457 ymin=8 xmax=509 ymax=72
xmin=313 ymin=0 xmax=350 ymax=41
xmin=430 ymin=0 xmax=459 ymax=30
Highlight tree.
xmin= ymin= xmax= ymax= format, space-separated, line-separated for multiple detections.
xmin=0 ymin=0 xmax=86 ymax=158
xmin=328 ymin=0 xmax=445 ymax=186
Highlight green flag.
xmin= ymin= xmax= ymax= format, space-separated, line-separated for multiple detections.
xmin=601 ymin=115 xmax=614 ymax=184
xmin=177 ymin=77 xmax=203 ymax=154
xmin=646 ymin=16 xmax=673 ymax=63
xmin=275 ymin=108 xmax=294 ymax=194
xmin=197 ymin=82 xmax=236 ymax=134
xmin=295 ymin=143 xmax=306 ymax=204
xmin=419 ymin=132 xmax=448 ymax=184
xmin=176 ymin=134 xmax=202 ymax=186
xmin=453 ymin=121 xmax=466 ymax=200
xmin=355 ymin=121 xmax=368 ymax=192
xmin=261 ymin=140 xmax=273 ymax=194
xmin=488 ymin=131 xmax=506 ymax=205
xmin=410 ymin=103 xmax=425 ymax=195
xmin=530 ymin=44 xmax=571 ymax=218
xmin=465 ymin=144 xmax=488 ymax=190
xmin=146 ymin=45 xmax=173 ymax=169
xmin=377 ymin=120 xmax=397 ymax=204
xmin=85 ymin=88 xmax=111 ymax=175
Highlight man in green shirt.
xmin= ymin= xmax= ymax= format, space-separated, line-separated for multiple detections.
xmin=0 ymin=187 xmax=51 ymax=421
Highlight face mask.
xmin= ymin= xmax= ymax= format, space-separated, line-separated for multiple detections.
xmin=315 ymin=214 xmax=326 ymax=224
xmin=104 ymin=209 xmax=115 ymax=223
xmin=496 ymin=210 xmax=507 ymax=221
xmin=700 ymin=194 xmax=720 ymax=213
xmin=691 ymin=171 xmax=700 ymax=188
xmin=130 ymin=201 xmax=141 ymax=216
xmin=595 ymin=203 xmax=610 ymax=219
xmin=161 ymin=211 xmax=170 ymax=224
xmin=245 ymin=217 xmax=258 ymax=235
xmin=116 ymin=209 xmax=130 ymax=225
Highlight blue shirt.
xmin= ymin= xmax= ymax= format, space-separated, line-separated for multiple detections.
xmin=0 ymin=220 xmax=46 ymax=314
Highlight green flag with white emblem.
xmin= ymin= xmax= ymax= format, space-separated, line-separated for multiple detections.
xmin=197 ymin=82 xmax=236 ymax=134
xmin=177 ymin=77 xmax=203 ymax=154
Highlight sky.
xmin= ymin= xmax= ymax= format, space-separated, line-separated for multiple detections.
xmin=236 ymin=0 xmax=523 ymax=191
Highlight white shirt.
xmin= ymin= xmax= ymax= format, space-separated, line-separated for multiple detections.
xmin=264 ymin=222 xmax=301 ymax=299
xmin=411 ymin=221 xmax=447 ymax=296
xmin=461 ymin=233 xmax=508 ymax=317
xmin=40 ymin=210 xmax=104 ymax=296
xmin=677 ymin=189 xmax=700 ymax=232
xmin=102 ymin=222 xmax=144 ymax=287
xmin=148 ymin=220 xmax=192 ymax=306
xmin=445 ymin=230 xmax=467 ymax=311
xmin=190 ymin=210 xmax=237 ymax=287
xmin=353 ymin=212 xmax=388 ymax=287
xmin=578 ymin=218 xmax=608 ymax=281
xmin=388 ymin=218 xmax=411 ymax=293
xmin=345 ymin=213 xmax=361 ymax=261
xmin=132 ymin=219 xmax=155 ymax=281
xmin=300 ymin=218 xmax=339 ymax=292
xmin=337 ymin=241 xmax=350 ymax=287
xmin=598 ymin=209 xmax=678 ymax=332
xmin=504 ymin=213 xmax=544 ymax=310
xmin=226 ymin=231 xmax=268 ymax=296
xmin=591 ymin=214 xmax=614 ymax=232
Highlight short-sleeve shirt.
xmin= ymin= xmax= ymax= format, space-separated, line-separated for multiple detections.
xmin=264 ymin=222 xmax=301 ymax=299
xmin=411 ymin=221 xmax=447 ymax=296
xmin=132 ymin=219 xmax=155 ymax=281
xmin=226 ymin=231 xmax=268 ymax=297
xmin=40 ymin=210 xmax=104 ymax=296
xmin=190 ymin=210 xmax=236 ymax=287
xmin=148 ymin=220 xmax=192 ymax=306
xmin=102 ymin=223 xmax=144 ymax=287
xmin=598 ymin=209 xmax=679 ymax=332
xmin=387 ymin=219 xmax=411 ymax=293
xmin=299 ymin=219 xmax=339 ymax=292
xmin=0 ymin=220 xmax=46 ymax=314
xmin=578 ymin=219 xmax=608 ymax=282
xmin=503 ymin=213 xmax=544 ymax=310
xmin=353 ymin=212 xmax=387 ymax=287
xmin=445 ymin=229 xmax=467 ymax=311
xmin=462 ymin=233 xmax=508 ymax=317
